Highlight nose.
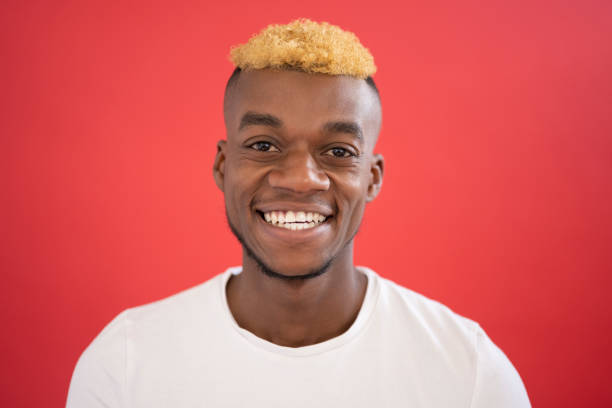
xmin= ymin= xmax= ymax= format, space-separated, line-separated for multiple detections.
xmin=267 ymin=150 xmax=330 ymax=193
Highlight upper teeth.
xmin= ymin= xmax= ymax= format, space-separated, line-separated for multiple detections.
xmin=263 ymin=211 xmax=327 ymax=230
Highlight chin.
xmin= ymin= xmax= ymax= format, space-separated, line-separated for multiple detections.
xmin=227 ymin=215 xmax=335 ymax=280
xmin=261 ymin=256 xmax=333 ymax=279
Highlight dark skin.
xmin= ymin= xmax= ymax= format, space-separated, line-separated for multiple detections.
xmin=213 ymin=69 xmax=384 ymax=347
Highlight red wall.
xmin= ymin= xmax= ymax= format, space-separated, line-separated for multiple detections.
xmin=2 ymin=1 xmax=611 ymax=406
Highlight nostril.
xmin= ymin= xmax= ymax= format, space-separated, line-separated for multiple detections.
xmin=267 ymin=160 xmax=330 ymax=193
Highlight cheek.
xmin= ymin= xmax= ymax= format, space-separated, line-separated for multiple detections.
xmin=224 ymin=162 xmax=266 ymax=214
xmin=345 ymin=172 xmax=368 ymax=193
xmin=330 ymin=169 xmax=370 ymax=218
xmin=333 ymin=165 xmax=371 ymax=196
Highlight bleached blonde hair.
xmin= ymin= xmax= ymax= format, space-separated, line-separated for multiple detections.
xmin=229 ymin=19 xmax=376 ymax=79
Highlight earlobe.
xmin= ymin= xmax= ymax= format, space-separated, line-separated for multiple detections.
xmin=213 ymin=140 xmax=227 ymax=192
xmin=366 ymin=153 xmax=384 ymax=202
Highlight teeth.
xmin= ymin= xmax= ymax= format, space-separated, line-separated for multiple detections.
xmin=261 ymin=210 xmax=328 ymax=230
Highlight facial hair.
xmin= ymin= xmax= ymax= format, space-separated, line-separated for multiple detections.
xmin=226 ymin=213 xmax=335 ymax=281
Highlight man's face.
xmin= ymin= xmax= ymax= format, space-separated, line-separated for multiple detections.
xmin=215 ymin=69 xmax=383 ymax=278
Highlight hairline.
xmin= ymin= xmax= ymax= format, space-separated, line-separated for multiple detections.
xmin=224 ymin=67 xmax=380 ymax=103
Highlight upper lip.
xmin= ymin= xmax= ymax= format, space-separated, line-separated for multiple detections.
xmin=254 ymin=202 xmax=334 ymax=217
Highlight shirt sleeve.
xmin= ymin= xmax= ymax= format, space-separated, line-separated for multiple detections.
xmin=470 ymin=325 xmax=531 ymax=408
xmin=66 ymin=310 xmax=128 ymax=408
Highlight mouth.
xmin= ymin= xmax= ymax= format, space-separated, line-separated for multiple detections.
xmin=255 ymin=210 xmax=332 ymax=231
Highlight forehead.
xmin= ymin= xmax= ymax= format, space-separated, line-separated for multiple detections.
xmin=225 ymin=70 xmax=381 ymax=143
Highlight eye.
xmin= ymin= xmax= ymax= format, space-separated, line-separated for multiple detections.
xmin=249 ymin=141 xmax=280 ymax=152
xmin=324 ymin=147 xmax=354 ymax=158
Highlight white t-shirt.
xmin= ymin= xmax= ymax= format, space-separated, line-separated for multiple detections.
xmin=66 ymin=266 xmax=531 ymax=407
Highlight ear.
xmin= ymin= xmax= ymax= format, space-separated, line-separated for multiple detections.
xmin=366 ymin=153 xmax=384 ymax=202
xmin=213 ymin=140 xmax=227 ymax=192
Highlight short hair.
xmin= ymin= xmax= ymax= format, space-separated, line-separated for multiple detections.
xmin=229 ymin=19 xmax=376 ymax=79
xmin=225 ymin=19 xmax=380 ymax=108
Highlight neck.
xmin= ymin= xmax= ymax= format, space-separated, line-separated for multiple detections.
xmin=226 ymin=246 xmax=367 ymax=348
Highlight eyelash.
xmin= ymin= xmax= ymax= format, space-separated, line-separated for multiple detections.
xmin=247 ymin=142 xmax=356 ymax=158
xmin=249 ymin=141 xmax=279 ymax=152
xmin=324 ymin=147 xmax=354 ymax=158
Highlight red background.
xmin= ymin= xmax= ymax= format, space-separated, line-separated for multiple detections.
xmin=2 ymin=0 xmax=611 ymax=406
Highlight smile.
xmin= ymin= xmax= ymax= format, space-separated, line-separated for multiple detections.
xmin=259 ymin=210 xmax=329 ymax=231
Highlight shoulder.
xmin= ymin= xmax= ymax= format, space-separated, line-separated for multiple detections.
xmin=364 ymin=267 xmax=531 ymax=407
xmin=369 ymin=268 xmax=480 ymax=343
xmin=469 ymin=325 xmax=532 ymax=407
xmin=102 ymin=267 xmax=237 ymax=348
xmin=123 ymin=268 xmax=232 ymax=328
xmin=66 ymin=268 xmax=235 ymax=407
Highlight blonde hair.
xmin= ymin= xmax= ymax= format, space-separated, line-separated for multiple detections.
xmin=229 ymin=19 xmax=376 ymax=79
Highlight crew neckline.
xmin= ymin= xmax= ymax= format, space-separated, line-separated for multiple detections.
xmin=218 ymin=265 xmax=380 ymax=357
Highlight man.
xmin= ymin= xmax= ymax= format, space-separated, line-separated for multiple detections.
xmin=67 ymin=19 xmax=531 ymax=407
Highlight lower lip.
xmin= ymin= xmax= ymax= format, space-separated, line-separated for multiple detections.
xmin=255 ymin=213 xmax=332 ymax=242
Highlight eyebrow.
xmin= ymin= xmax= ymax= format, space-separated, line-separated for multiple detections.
xmin=239 ymin=111 xmax=283 ymax=131
xmin=238 ymin=112 xmax=363 ymax=141
xmin=323 ymin=121 xmax=363 ymax=141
